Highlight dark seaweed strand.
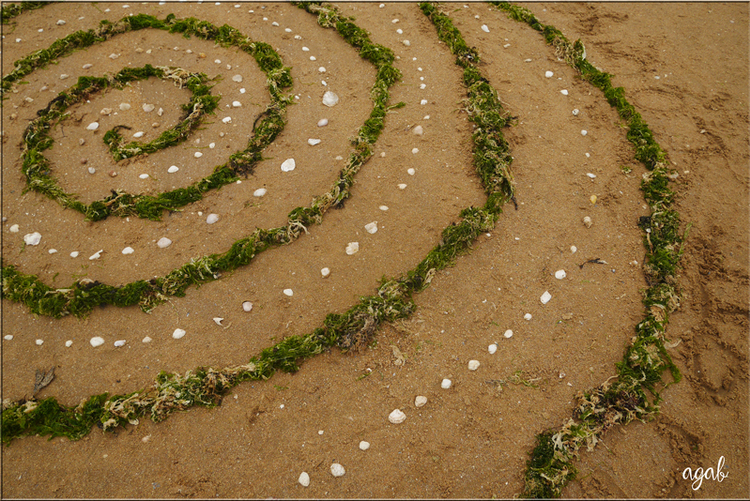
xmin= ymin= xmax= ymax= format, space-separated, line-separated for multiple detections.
xmin=0 ymin=2 xmax=517 ymax=445
xmin=0 ymin=0 xmax=51 ymax=24
xmin=490 ymin=2 xmax=686 ymax=498
xmin=8 ymin=14 xmax=292 ymax=221
xmin=0 ymin=5 xmax=404 ymax=320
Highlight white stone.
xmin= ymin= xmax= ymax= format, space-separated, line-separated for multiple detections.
xmin=412 ymin=148 xmax=419 ymax=154
xmin=88 ymin=167 xmax=96 ymax=174
xmin=420 ymin=99 xmax=428 ymax=105
xmin=345 ymin=242 xmax=359 ymax=255
xmin=70 ymin=251 xmax=79 ymax=258
xmin=283 ymin=289 xmax=294 ymax=297
xmin=157 ymin=237 xmax=172 ymax=248
xmin=412 ymin=125 xmax=423 ymax=136
xmin=90 ymin=337 xmax=105 ymax=347
xmin=232 ymin=74 xmax=243 ymax=83
xmin=321 ymin=267 xmax=330 ymax=278
xmin=587 ymin=173 xmax=596 ymax=179
xmin=468 ymin=360 xmax=480 ymax=371
xmin=253 ymin=188 xmax=267 ymax=197
xmin=36 ymin=339 xmax=44 ymax=346
xmin=379 ymin=205 xmax=389 ymax=211
xmin=281 ymin=158 xmax=296 ymax=172
xmin=302 ymin=46 xmax=310 ymax=51
xmin=142 ymin=336 xmax=152 ymax=343
xmin=172 ymin=328 xmax=186 ymax=339
xmin=86 ymin=122 xmax=99 ymax=131
xmin=322 ymin=91 xmax=339 ymax=107
xmin=23 ymin=232 xmax=41 ymax=246
xmin=4 ymin=335 xmax=13 ymax=341
xmin=524 ymin=313 xmax=532 ymax=321
xmin=570 ymin=246 xmax=577 ymax=253
xmin=57 ymin=19 xmax=66 ymax=25
xmin=407 ymin=168 xmax=415 ymax=175
xmin=318 ymin=67 xmax=326 ymax=73
xmin=142 ymin=103 xmax=155 ymax=112
xmin=232 ymin=101 xmax=241 ymax=108
xmin=168 ymin=165 xmax=179 ymax=173
xmin=222 ymin=116 xmax=232 ymax=123
xmin=119 ymin=103 xmax=131 ymax=111
xmin=359 ymin=441 xmax=370 ymax=450
xmin=9 ymin=224 xmax=19 ymax=233
xmin=48 ymin=249 xmax=58 ymax=254
xmin=133 ymin=131 xmax=144 ymax=138
xmin=317 ymin=118 xmax=328 ymax=127
xmin=310 ymin=56 xmax=317 ymax=61
xmin=139 ymin=174 xmax=149 ymax=179
xmin=504 ymin=329 xmax=513 ymax=339
xmin=388 ymin=408 xmax=406 ymax=424
xmin=441 ymin=379 xmax=452 ymax=389
xmin=398 ymin=184 xmax=407 ymax=190
xmin=89 ymin=249 xmax=103 ymax=260
xmin=545 ymin=71 xmax=554 ymax=78
xmin=122 ymin=247 xmax=134 ymax=255
xmin=481 ymin=24 xmax=490 ymax=33
xmin=308 ymin=138 xmax=321 ymax=146
xmin=415 ymin=395 xmax=428 ymax=407
xmin=581 ymin=130 xmax=588 ymax=136
xmin=541 ymin=291 xmax=552 ymax=304
xmin=555 ymin=269 xmax=567 ymax=279
xmin=114 ymin=340 xmax=126 ymax=347
xmin=488 ymin=343 xmax=497 ymax=354
xmin=298 ymin=472 xmax=310 ymax=487
xmin=365 ymin=222 xmax=378 ymax=234
xmin=206 ymin=213 xmax=219 ymax=224
xmin=194 ymin=151 xmax=203 ymax=158
xmin=330 ymin=463 xmax=346 ymax=477
xmin=572 ymin=109 xmax=580 ymax=116
xmin=65 ymin=340 xmax=73 ymax=347
xmin=561 ymin=89 xmax=569 ymax=96
xmin=209 ymin=143 xmax=216 ymax=149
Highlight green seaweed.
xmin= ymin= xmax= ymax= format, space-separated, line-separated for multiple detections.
xmin=0 ymin=1 xmax=51 ymax=24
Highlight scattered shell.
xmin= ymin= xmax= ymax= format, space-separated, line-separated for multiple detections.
xmin=420 ymin=99 xmax=428 ymax=105
xmin=412 ymin=125 xmax=423 ymax=136
xmin=317 ymin=118 xmax=328 ymax=127
xmin=157 ymin=107 xmax=164 ymax=116
xmin=232 ymin=101 xmax=242 ymax=108
xmin=388 ymin=409 xmax=406 ymax=424
xmin=581 ymin=130 xmax=588 ymax=136
xmin=86 ymin=122 xmax=99 ymax=131
xmin=540 ymin=291 xmax=552 ymax=304
xmin=587 ymin=173 xmax=596 ymax=179
xmin=122 ymin=247 xmax=134 ymax=255
xmin=308 ymin=138 xmax=321 ymax=146
xmin=359 ymin=441 xmax=371 ymax=451
xmin=415 ymin=395 xmax=428 ymax=407
xmin=23 ymin=232 xmax=42 ymax=246
xmin=365 ymin=222 xmax=378 ymax=234
xmin=545 ymin=71 xmax=554 ymax=78
xmin=330 ymin=463 xmax=346 ymax=478
xmin=283 ymin=289 xmax=294 ymax=297
xmin=310 ymin=55 xmax=317 ymax=61
xmin=583 ymin=216 xmax=592 ymax=228
xmin=168 ymin=165 xmax=179 ymax=173
xmin=213 ymin=317 xmax=224 ymax=326
xmin=57 ymin=19 xmax=66 ymax=25
xmin=379 ymin=205 xmax=389 ymax=211
xmin=36 ymin=339 xmax=44 ymax=346
xmin=65 ymin=340 xmax=73 ymax=347
xmin=240 ymin=88 xmax=246 ymax=93
xmin=142 ymin=103 xmax=155 ymax=112
xmin=194 ymin=151 xmax=203 ymax=158
xmin=253 ymin=188 xmax=267 ymax=197
xmin=321 ymin=267 xmax=331 ymax=278
xmin=242 ymin=301 xmax=253 ymax=312
xmin=412 ymin=148 xmax=419 ymax=154
xmin=524 ymin=313 xmax=532 ymax=321
xmin=322 ymin=91 xmax=339 ymax=107
xmin=561 ymin=89 xmax=569 ymax=96
xmin=139 ymin=174 xmax=149 ymax=179
xmin=281 ymin=158 xmax=296 ymax=172
xmin=222 ymin=116 xmax=232 ymax=123
xmin=70 ymin=251 xmax=79 ymax=258
xmin=142 ymin=336 xmax=152 ymax=343
xmin=48 ymin=249 xmax=58 ymax=254
xmin=407 ymin=168 xmax=415 ymax=175
xmin=398 ymin=183 xmax=407 ymax=190
xmin=441 ymin=379 xmax=452 ymax=389
xmin=570 ymin=245 xmax=577 ymax=253
xmin=89 ymin=249 xmax=103 ymax=260
xmin=9 ymin=224 xmax=19 ymax=233
xmin=318 ymin=67 xmax=326 ymax=73
xmin=114 ymin=340 xmax=126 ymax=347
xmin=90 ymin=337 xmax=105 ymax=347
xmin=157 ymin=237 xmax=172 ymax=248
xmin=109 ymin=53 xmax=120 ymax=60
xmin=60 ymin=74 xmax=70 ymax=80
xmin=590 ymin=195 xmax=597 ymax=204
xmin=302 ymin=46 xmax=310 ymax=51
xmin=345 ymin=242 xmax=359 ymax=255
xmin=206 ymin=213 xmax=219 ymax=224
xmin=402 ymin=40 xmax=410 ymax=46
xmin=232 ymin=74 xmax=243 ymax=83
xmin=119 ymin=102 xmax=131 ymax=111
xmin=4 ymin=335 xmax=13 ymax=341
xmin=133 ymin=131 xmax=144 ymax=138
xmin=468 ymin=360 xmax=481 ymax=371
xmin=572 ymin=109 xmax=580 ymax=116
xmin=481 ymin=24 xmax=490 ymax=33
xmin=298 ymin=472 xmax=310 ymax=487
xmin=555 ymin=270 xmax=566 ymax=280
xmin=172 ymin=328 xmax=186 ymax=340
xmin=209 ymin=143 xmax=215 ymax=149
xmin=100 ymin=108 xmax=113 ymax=115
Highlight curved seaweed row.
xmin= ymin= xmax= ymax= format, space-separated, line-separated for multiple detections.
xmin=0 ymin=5 xmax=402 ymax=317
xmin=1 ymin=0 xmax=517 ymax=445
xmin=6 ymin=13 xmax=292 ymax=221
xmin=0 ymin=0 xmax=50 ymax=24
xmin=489 ymin=1 xmax=687 ymax=498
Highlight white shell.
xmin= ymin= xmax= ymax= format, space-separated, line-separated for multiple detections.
xmin=90 ymin=337 xmax=105 ymax=347
xmin=318 ymin=67 xmax=326 ymax=73
xmin=583 ymin=216 xmax=592 ymax=228
xmin=222 ymin=116 xmax=232 ymax=123
xmin=308 ymin=138 xmax=321 ymax=146
xmin=157 ymin=237 xmax=172 ymax=248
xmin=481 ymin=24 xmax=490 ymax=33
xmin=142 ymin=336 xmax=152 ymax=343
xmin=9 ymin=224 xmax=19 ymax=233
xmin=206 ymin=213 xmax=219 ymax=224
xmin=232 ymin=74 xmax=243 ymax=83
xmin=213 ymin=317 xmax=224 ymax=326
xmin=402 ymin=40 xmax=410 ymax=46
xmin=23 ymin=232 xmax=42 ymax=246
xmin=65 ymin=340 xmax=73 ymax=347
xmin=57 ymin=19 xmax=66 ymax=25
xmin=86 ymin=122 xmax=99 ymax=131
xmin=283 ymin=289 xmax=294 ymax=297
xmin=570 ymin=245 xmax=578 ymax=253
xmin=317 ymin=118 xmax=328 ymax=127
xmin=322 ymin=91 xmax=339 ymax=107
xmin=194 ymin=151 xmax=203 ymax=158
xmin=388 ymin=408 xmax=406 ymax=424
xmin=398 ymin=184 xmax=407 ymax=190
xmin=407 ymin=168 xmax=415 ymax=175
xmin=488 ymin=343 xmax=497 ymax=354
xmin=298 ymin=472 xmax=310 ymax=487
xmin=48 ymin=249 xmax=58 ymax=254
xmin=321 ymin=267 xmax=330 ymax=278
xmin=122 ymin=247 xmax=134 ymax=255
xmin=345 ymin=242 xmax=359 ymax=255
xmin=468 ymin=360 xmax=481 ymax=371
xmin=365 ymin=222 xmax=378 ymax=234
xmin=168 ymin=165 xmax=179 ymax=173
xmin=420 ymin=99 xmax=428 ymax=105
xmin=281 ymin=158 xmax=296 ymax=172
xmin=572 ymin=109 xmax=580 ymax=116
xmin=232 ymin=101 xmax=242 ymax=108
xmin=555 ymin=269 xmax=567 ymax=279
xmin=359 ymin=441 xmax=370 ymax=451
xmin=540 ymin=291 xmax=552 ymax=304
xmin=415 ymin=395 xmax=428 ymax=407
xmin=242 ymin=301 xmax=253 ymax=312
xmin=70 ymin=251 xmax=79 ymax=258
xmin=441 ymin=378 xmax=452 ymax=389
xmin=172 ymin=328 xmax=186 ymax=339
xmin=119 ymin=103 xmax=131 ymax=111
xmin=504 ymin=329 xmax=514 ymax=339
xmin=4 ymin=335 xmax=13 ymax=341
xmin=142 ymin=103 xmax=155 ymax=112
xmin=133 ymin=131 xmax=144 ymax=138
xmin=139 ymin=174 xmax=149 ymax=179
xmin=412 ymin=125 xmax=423 ymax=135
xmin=89 ymin=249 xmax=103 ymax=260
xmin=545 ymin=70 xmax=554 ymax=78
xmin=253 ymin=188 xmax=267 ymax=197
xmin=36 ymin=339 xmax=44 ymax=346
xmin=330 ymin=463 xmax=346 ymax=477
xmin=587 ymin=173 xmax=597 ymax=179
xmin=157 ymin=107 xmax=164 ymax=116
xmin=100 ymin=108 xmax=113 ymax=116
xmin=88 ymin=167 xmax=96 ymax=174
xmin=581 ymin=130 xmax=588 ymax=136
xmin=379 ymin=205 xmax=389 ymax=211
xmin=114 ymin=340 xmax=126 ymax=347
xmin=524 ymin=313 xmax=533 ymax=321
xmin=209 ymin=143 xmax=215 ymax=149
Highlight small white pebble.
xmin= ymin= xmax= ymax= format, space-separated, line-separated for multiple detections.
xmin=48 ymin=249 xmax=58 ymax=254
xmin=119 ymin=103 xmax=131 ymax=111
xmin=9 ymin=224 xmax=19 ymax=233
xmin=365 ymin=222 xmax=378 ymax=234
xmin=114 ymin=340 xmax=126 ymax=347
xmin=346 ymin=242 xmax=359 ymax=255
xmin=392 ymin=18 xmax=399 ymax=23
xmin=157 ymin=237 xmax=172 ymax=248
xmin=420 ymin=99 xmax=428 ymax=105
xmin=86 ymin=122 xmax=99 ymax=131
xmin=90 ymin=337 xmax=105 ymax=347
xmin=172 ymin=328 xmax=186 ymax=340
xmin=545 ymin=71 xmax=554 ymax=78
xmin=122 ymin=247 xmax=134 ymax=255
xmin=222 ymin=116 xmax=232 ymax=123
xmin=302 ymin=46 xmax=309 ymax=51
xmin=359 ymin=441 xmax=370 ymax=450
xmin=308 ymin=138 xmax=321 ymax=146
xmin=441 ymin=379 xmax=452 ymax=389
xmin=581 ymin=130 xmax=588 ymax=136
xmin=398 ymin=183 xmax=407 ymax=190
xmin=572 ymin=109 xmax=580 ymax=116
xmin=541 ymin=291 xmax=552 ymax=304
xmin=407 ymin=168 xmax=415 ymax=175
xmin=168 ymin=165 xmax=179 ymax=173
xmin=524 ymin=313 xmax=532 ymax=321
xmin=468 ymin=360 xmax=480 ymax=371
xmin=415 ymin=395 xmax=428 ymax=407
xmin=272 ymin=21 xmax=279 ymax=27
xmin=420 ymin=83 xmax=426 ymax=89
xmin=70 ymin=251 xmax=79 ymax=258
xmin=504 ymin=329 xmax=513 ymax=339
xmin=281 ymin=158 xmax=296 ymax=172
xmin=253 ymin=188 xmax=267 ymax=197
xmin=194 ymin=151 xmax=203 ymax=158
xmin=585 ymin=152 xmax=590 ymax=158
xmin=310 ymin=55 xmax=317 ymax=61
xmin=206 ymin=213 xmax=219 ymax=224
xmin=209 ymin=143 xmax=216 ymax=149
xmin=240 ymin=88 xmax=246 ymax=94
xmin=321 ymin=267 xmax=330 ymax=278
xmin=242 ymin=301 xmax=253 ymax=312
xmin=298 ymin=472 xmax=310 ymax=487
xmin=232 ymin=101 xmax=241 ymax=108
xmin=570 ymin=246 xmax=578 ymax=253
xmin=396 ymin=28 xmax=403 ymax=34
xmin=412 ymin=148 xmax=419 ymax=154
xmin=82 ymin=64 xmax=93 ymax=70
xmin=214 ymin=59 xmax=221 ymax=64
xmin=133 ymin=131 xmax=144 ymax=138
xmin=330 ymin=463 xmax=346 ymax=477
xmin=555 ymin=269 xmax=566 ymax=279
xmin=402 ymin=40 xmax=410 ymax=46
xmin=412 ymin=125 xmax=423 ymax=135
xmin=65 ymin=340 xmax=73 ymax=347
xmin=488 ymin=343 xmax=497 ymax=354
xmin=23 ymin=232 xmax=42 ymax=246
xmin=481 ymin=24 xmax=490 ymax=33
xmin=142 ymin=103 xmax=155 ymax=112
xmin=57 ymin=19 xmax=66 ymax=25
xmin=587 ymin=173 xmax=596 ymax=179
xmin=318 ymin=67 xmax=326 ymax=73
xmin=283 ymin=289 xmax=294 ymax=297
xmin=4 ymin=335 xmax=13 ymax=341
xmin=88 ymin=167 xmax=96 ymax=174
xmin=561 ymin=89 xmax=569 ymax=96
xmin=36 ymin=339 xmax=44 ymax=346
xmin=317 ymin=118 xmax=329 ymax=127
xmin=379 ymin=205 xmax=388 ymax=211
xmin=142 ymin=336 xmax=152 ymax=343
